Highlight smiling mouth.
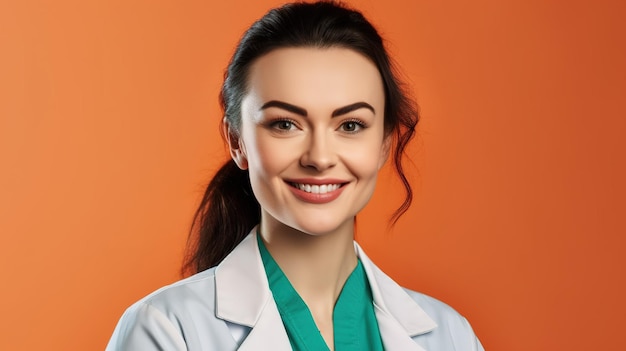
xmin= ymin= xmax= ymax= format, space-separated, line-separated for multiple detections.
xmin=288 ymin=182 xmax=345 ymax=194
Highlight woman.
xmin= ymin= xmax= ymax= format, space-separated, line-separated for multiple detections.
xmin=107 ymin=2 xmax=484 ymax=350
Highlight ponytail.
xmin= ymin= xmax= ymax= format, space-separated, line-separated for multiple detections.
xmin=182 ymin=159 xmax=260 ymax=275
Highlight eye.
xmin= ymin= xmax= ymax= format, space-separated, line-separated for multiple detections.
xmin=339 ymin=120 xmax=365 ymax=133
xmin=269 ymin=119 xmax=298 ymax=131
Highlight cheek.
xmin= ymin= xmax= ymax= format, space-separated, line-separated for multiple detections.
xmin=339 ymin=138 xmax=386 ymax=176
xmin=246 ymin=132 xmax=295 ymax=178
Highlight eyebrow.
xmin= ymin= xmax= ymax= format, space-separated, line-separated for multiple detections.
xmin=260 ymin=100 xmax=375 ymax=117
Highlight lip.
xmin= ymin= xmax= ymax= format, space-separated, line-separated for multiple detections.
xmin=284 ymin=178 xmax=349 ymax=185
xmin=284 ymin=178 xmax=349 ymax=204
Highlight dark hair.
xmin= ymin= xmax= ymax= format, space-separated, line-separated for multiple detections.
xmin=182 ymin=1 xmax=418 ymax=275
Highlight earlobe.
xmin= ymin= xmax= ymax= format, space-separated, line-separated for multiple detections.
xmin=224 ymin=120 xmax=248 ymax=170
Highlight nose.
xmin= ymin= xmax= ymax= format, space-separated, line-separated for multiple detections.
xmin=299 ymin=130 xmax=337 ymax=171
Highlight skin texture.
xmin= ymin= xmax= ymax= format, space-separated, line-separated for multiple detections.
xmin=226 ymin=47 xmax=388 ymax=349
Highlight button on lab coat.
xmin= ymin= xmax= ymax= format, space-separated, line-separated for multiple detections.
xmin=107 ymin=229 xmax=484 ymax=350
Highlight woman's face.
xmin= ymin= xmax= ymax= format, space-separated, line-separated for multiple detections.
xmin=229 ymin=47 xmax=388 ymax=236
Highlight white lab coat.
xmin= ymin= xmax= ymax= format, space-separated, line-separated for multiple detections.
xmin=106 ymin=229 xmax=484 ymax=350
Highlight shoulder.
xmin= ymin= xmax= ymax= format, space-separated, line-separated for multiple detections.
xmin=130 ymin=267 xmax=217 ymax=312
xmin=402 ymin=288 xmax=468 ymax=328
xmin=403 ymin=288 xmax=485 ymax=351
xmin=106 ymin=268 xmax=237 ymax=351
xmin=356 ymin=243 xmax=484 ymax=349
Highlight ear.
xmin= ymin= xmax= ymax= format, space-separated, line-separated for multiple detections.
xmin=378 ymin=136 xmax=392 ymax=170
xmin=223 ymin=119 xmax=248 ymax=170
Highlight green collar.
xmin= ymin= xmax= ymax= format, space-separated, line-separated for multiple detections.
xmin=257 ymin=233 xmax=384 ymax=351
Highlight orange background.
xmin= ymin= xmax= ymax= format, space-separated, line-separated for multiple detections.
xmin=1 ymin=0 xmax=625 ymax=349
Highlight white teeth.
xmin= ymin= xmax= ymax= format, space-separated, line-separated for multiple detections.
xmin=293 ymin=183 xmax=340 ymax=194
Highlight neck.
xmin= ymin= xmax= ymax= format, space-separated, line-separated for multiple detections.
xmin=259 ymin=218 xmax=358 ymax=308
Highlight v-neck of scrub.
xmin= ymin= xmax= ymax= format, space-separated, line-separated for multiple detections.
xmin=257 ymin=233 xmax=384 ymax=351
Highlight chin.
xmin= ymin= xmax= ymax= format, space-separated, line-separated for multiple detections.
xmin=287 ymin=215 xmax=354 ymax=237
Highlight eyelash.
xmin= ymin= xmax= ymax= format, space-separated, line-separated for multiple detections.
xmin=266 ymin=117 xmax=368 ymax=133
xmin=339 ymin=119 xmax=367 ymax=133
xmin=267 ymin=118 xmax=299 ymax=132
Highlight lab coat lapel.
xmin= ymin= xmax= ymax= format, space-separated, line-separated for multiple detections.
xmin=375 ymin=306 xmax=428 ymax=351
xmin=215 ymin=228 xmax=292 ymax=350
xmin=356 ymin=243 xmax=437 ymax=351
xmin=236 ymin=297 xmax=292 ymax=351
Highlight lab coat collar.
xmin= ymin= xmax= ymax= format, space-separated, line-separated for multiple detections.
xmin=215 ymin=227 xmax=437 ymax=350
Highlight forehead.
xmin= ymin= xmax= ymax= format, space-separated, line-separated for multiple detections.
xmin=244 ymin=47 xmax=384 ymax=112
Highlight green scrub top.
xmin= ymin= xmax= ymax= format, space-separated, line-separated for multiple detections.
xmin=257 ymin=234 xmax=385 ymax=350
